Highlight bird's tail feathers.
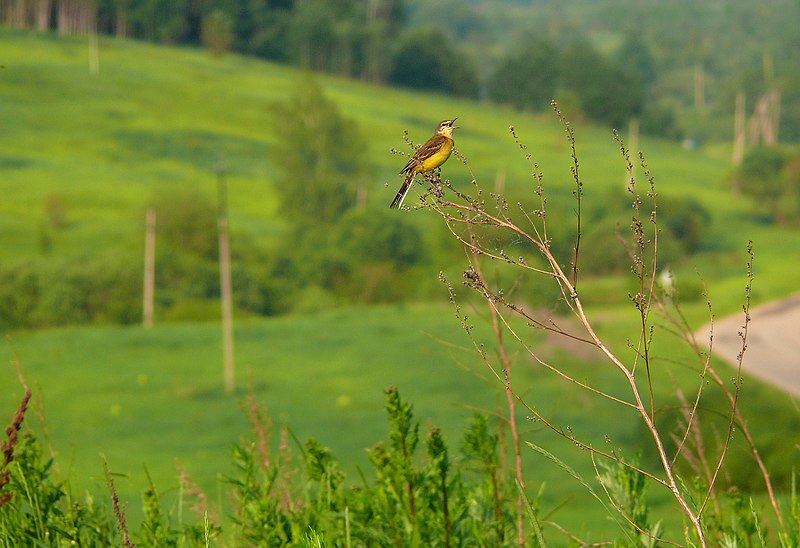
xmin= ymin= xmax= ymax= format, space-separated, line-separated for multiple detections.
xmin=389 ymin=174 xmax=414 ymax=209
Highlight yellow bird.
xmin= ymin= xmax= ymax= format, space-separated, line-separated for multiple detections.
xmin=390 ymin=118 xmax=458 ymax=209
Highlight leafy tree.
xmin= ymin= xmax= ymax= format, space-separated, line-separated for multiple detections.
xmin=126 ymin=0 xmax=190 ymax=43
xmin=270 ymin=78 xmax=370 ymax=226
xmin=266 ymin=79 xmax=433 ymax=306
xmin=389 ymin=27 xmax=479 ymax=98
xmin=658 ymin=193 xmax=712 ymax=254
xmin=782 ymin=156 xmax=800 ymax=222
xmin=779 ymin=71 xmax=800 ymax=141
xmin=618 ymin=32 xmax=657 ymax=88
xmin=362 ymin=0 xmax=407 ymax=83
xmin=406 ymin=0 xmax=486 ymax=40
xmin=153 ymin=187 xmax=218 ymax=260
xmin=559 ymin=40 xmax=645 ymax=127
xmin=576 ymin=190 xmax=711 ymax=274
xmin=736 ymin=146 xmax=792 ymax=222
xmin=201 ymin=9 xmax=235 ymax=56
xmin=639 ymin=101 xmax=682 ymax=139
xmin=487 ymin=40 xmax=559 ymax=110
xmin=231 ymin=0 xmax=294 ymax=61
xmin=333 ymin=209 xmax=423 ymax=269
xmin=739 ymin=146 xmax=785 ymax=199
xmin=286 ymin=0 xmax=339 ymax=70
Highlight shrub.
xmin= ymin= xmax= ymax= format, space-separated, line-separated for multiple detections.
xmin=0 ymin=252 xmax=141 ymax=329
xmin=152 ymin=188 xmax=219 ymax=261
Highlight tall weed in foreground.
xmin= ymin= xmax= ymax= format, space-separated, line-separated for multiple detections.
xmin=0 ymin=390 xmax=118 ymax=545
xmin=0 ymin=383 xmax=524 ymax=546
xmin=228 ymin=385 xmax=521 ymax=546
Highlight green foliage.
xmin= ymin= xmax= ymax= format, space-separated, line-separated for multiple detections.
xmin=734 ymin=146 xmax=800 ymax=224
xmin=270 ymin=78 xmax=370 ymax=226
xmin=0 ymin=229 xmax=281 ymax=329
xmin=335 ymin=208 xmax=424 ymax=269
xmin=225 ymin=386 xmax=520 ymax=545
xmin=0 ymin=428 xmax=222 ymax=546
xmin=5 ymin=31 xmax=799 ymax=328
xmin=127 ymin=0 xmax=191 ymax=43
xmin=286 ymin=0 xmax=342 ymax=71
xmin=0 ymin=383 xmax=521 ymax=545
xmin=639 ymin=101 xmax=683 ymax=140
xmin=319 ymin=208 xmax=427 ymax=303
xmin=231 ymin=0 xmax=294 ymax=61
xmin=281 ymin=0 xmax=405 ymax=78
xmin=538 ymin=189 xmax=712 ymax=276
xmin=778 ymin=474 xmax=800 ymax=547
xmin=389 ymin=27 xmax=480 ymax=98
xmin=0 ymin=431 xmax=117 ymax=545
xmin=617 ymin=33 xmax=657 ymax=89
xmin=461 ymin=414 xmax=510 ymax=544
xmin=0 ymin=252 xmax=142 ymax=329
xmin=137 ymin=469 xmax=177 ymax=547
xmin=597 ymin=454 xmax=661 ymax=546
xmin=739 ymin=146 xmax=786 ymax=200
xmin=558 ymin=40 xmax=645 ymax=128
xmin=201 ymin=9 xmax=235 ymax=56
xmin=268 ymin=84 xmax=428 ymax=306
xmin=487 ymin=35 xmax=650 ymax=126
xmin=488 ymin=40 xmax=559 ymax=111
xmin=153 ymin=188 xmax=219 ymax=261
xmin=658 ymin=193 xmax=713 ymax=254
xmin=411 ymin=0 xmax=800 ymax=140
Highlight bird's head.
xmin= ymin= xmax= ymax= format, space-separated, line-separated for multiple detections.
xmin=436 ymin=118 xmax=458 ymax=137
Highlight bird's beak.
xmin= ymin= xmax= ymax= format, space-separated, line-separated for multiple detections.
xmin=452 ymin=117 xmax=459 ymax=129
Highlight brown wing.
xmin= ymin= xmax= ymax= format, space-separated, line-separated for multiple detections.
xmin=400 ymin=134 xmax=448 ymax=175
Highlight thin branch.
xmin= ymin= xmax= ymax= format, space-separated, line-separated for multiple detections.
xmin=551 ymin=101 xmax=583 ymax=289
xmin=468 ymin=240 xmax=526 ymax=547
xmin=698 ymin=241 xmax=752 ymax=517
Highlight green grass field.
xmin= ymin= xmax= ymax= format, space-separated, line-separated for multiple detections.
xmin=2 ymin=302 xmax=797 ymax=539
xmin=2 ymin=28 xmax=799 ymax=542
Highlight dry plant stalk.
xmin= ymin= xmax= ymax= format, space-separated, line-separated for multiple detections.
xmin=103 ymin=455 xmax=135 ymax=548
xmin=469 ymin=237 xmax=526 ymax=547
xmin=655 ymin=241 xmax=783 ymax=528
xmin=6 ymin=340 xmax=60 ymax=477
xmin=0 ymin=389 xmax=32 ymax=509
xmin=244 ymin=369 xmax=273 ymax=471
xmin=398 ymin=107 xmax=769 ymax=546
xmin=241 ymin=372 xmax=298 ymax=512
xmin=177 ymin=460 xmax=218 ymax=525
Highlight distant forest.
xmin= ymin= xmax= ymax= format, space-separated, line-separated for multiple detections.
xmin=3 ymin=0 xmax=800 ymax=140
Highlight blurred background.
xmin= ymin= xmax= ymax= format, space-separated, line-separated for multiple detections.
xmin=1 ymin=0 xmax=799 ymax=536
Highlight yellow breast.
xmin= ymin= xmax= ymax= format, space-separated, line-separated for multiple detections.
xmin=419 ymin=138 xmax=453 ymax=173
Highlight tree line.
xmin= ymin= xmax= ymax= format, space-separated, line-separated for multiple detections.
xmin=2 ymin=0 xmax=655 ymax=129
xmin=3 ymin=0 xmax=411 ymax=84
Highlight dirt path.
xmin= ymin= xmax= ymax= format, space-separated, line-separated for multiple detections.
xmin=698 ymin=292 xmax=800 ymax=397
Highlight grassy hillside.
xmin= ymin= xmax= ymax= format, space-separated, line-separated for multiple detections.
xmin=2 ymin=29 xmax=799 ymax=317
